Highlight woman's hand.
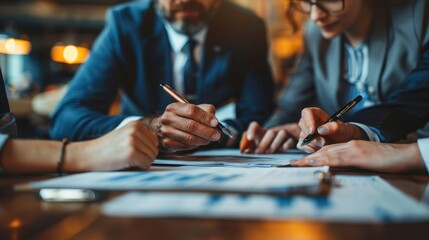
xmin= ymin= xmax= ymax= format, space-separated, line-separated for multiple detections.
xmin=68 ymin=120 xmax=159 ymax=171
xmin=240 ymin=121 xmax=300 ymax=154
xmin=297 ymin=107 xmax=368 ymax=153
xmin=291 ymin=140 xmax=425 ymax=173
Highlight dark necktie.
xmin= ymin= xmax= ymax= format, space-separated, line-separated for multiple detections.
xmin=183 ymin=39 xmax=198 ymax=99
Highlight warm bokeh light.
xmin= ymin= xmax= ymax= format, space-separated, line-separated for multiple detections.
xmin=0 ymin=38 xmax=32 ymax=55
xmin=63 ymin=45 xmax=79 ymax=63
xmin=51 ymin=43 xmax=90 ymax=64
xmin=9 ymin=219 xmax=21 ymax=228
xmin=273 ymin=33 xmax=303 ymax=58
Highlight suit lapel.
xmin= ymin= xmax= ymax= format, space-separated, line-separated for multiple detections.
xmin=198 ymin=1 xmax=231 ymax=104
xmin=367 ymin=6 xmax=388 ymax=101
xmin=199 ymin=31 xmax=230 ymax=103
xmin=325 ymin=36 xmax=342 ymax=110
xmin=142 ymin=16 xmax=173 ymax=112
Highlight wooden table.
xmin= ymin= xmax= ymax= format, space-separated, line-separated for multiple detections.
xmin=1 ymin=171 xmax=428 ymax=240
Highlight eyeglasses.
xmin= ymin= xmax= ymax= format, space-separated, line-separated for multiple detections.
xmin=289 ymin=0 xmax=345 ymax=14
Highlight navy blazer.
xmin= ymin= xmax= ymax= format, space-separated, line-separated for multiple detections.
xmin=50 ymin=0 xmax=274 ymax=141
xmin=348 ymin=48 xmax=429 ymax=142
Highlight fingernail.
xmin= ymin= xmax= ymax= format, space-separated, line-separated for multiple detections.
xmin=308 ymin=126 xmax=312 ymax=133
xmin=308 ymin=159 xmax=318 ymax=165
xmin=317 ymin=126 xmax=328 ymax=134
xmin=247 ymin=132 xmax=253 ymax=140
xmin=210 ymin=118 xmax=218 ymax=127
xmin=315 ymin=139 xmax=324 ymax=148
xmin=212 ymin=132 xmax=221 ymax=140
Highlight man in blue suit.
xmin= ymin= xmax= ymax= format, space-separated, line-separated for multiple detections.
xmin=50 ymin=0 xmax=275 ymax=152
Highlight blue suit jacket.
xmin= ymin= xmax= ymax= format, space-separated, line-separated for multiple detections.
xmin=50 ymin=0 xmax=274 ymax=141
xmin=347 ymin=47 xmax=429 ymax=142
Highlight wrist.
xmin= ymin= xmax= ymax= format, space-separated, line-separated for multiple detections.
xmin=141 ymin=116 xmax=161 ymax=132
xmin=406 ymin=143 xmax=426 ymax=172
xmin=63 ymin=141 xmax=88 ymax=172
xmin=349 ymin=124 xmax=369 ymax=141
xmin=143 ymin=117 xmax=172 ymax=153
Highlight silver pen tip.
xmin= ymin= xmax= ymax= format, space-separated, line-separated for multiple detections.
xmin=223 ymin=129 xmax=234 ymax=139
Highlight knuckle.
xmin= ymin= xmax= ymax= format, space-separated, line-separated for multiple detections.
xmin=162 ymin=138 xmax=174 ymax=148
xmin=184 ymin=134 xmax=197 ymax=145
xmin=165 ymin=103 xmax=176 ymax=112
xmin=186 ymin=105 xmax=198 ymax=115
xmin=206 ymin=104 xmax=216 ymax=113
xmin=185 ymin=121 xmax=198 ymax=132
xmin=278 ymin=129 xmax=287 ymax=137
xmin=160 ymin=114 xmax=171 ymax=125
xmin=265 ymin=129 xmax=275 ymax=137
xmin=249 ymin=121 xmax=259 ymax=130
xmin=348 ymin=140 xmax=359 ymax=147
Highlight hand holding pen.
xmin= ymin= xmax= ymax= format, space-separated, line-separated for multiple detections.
xmin=160 ymin=84 xmax=233 ymax=139
xmin=156 ymin=84 xmax=233 ymax=152
xmin=298 ymin=96 xmax=366 ymax=153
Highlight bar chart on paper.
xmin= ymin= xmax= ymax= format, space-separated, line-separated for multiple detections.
xmin=102 ymin=175 xmax=429 ymax=222
xmin=28 ymin=166 xmax=328 ymax=195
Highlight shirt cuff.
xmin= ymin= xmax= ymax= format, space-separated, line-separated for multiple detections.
xmin=348 ymin=122 xmax=381 ymax=142
xmin=417 ymin=138 xmax=429 ymax=174
xmin=115 ymin=116 xmax=142 ymax=130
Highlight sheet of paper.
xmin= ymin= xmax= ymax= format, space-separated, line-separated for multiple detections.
xmin=154 ymin=148 xmax=307 ymax=168
xmin=101 ymin=175 xmax=429 ymax=222
xmin=28 ymin=166 xmax=328 ymax=195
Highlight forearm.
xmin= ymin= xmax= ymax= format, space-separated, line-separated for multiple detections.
xmin=0 ymin=140 xmax=103 ymax=174
xmin=396 ymin=143 xmax=425 ymax=172
xmin=1 ymin=140 xmax=61 ymax=174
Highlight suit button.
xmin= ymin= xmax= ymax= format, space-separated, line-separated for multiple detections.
xmin=368 ymin=86 xmax=375 ymax=94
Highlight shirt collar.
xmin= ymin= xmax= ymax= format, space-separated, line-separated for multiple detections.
xmin=164 ymin=23 xmax=208 ymax=54
xmin=345 ymin=39 xmax=368 ymax=51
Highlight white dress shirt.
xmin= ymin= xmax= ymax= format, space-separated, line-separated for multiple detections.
xmin=164 ymin=23 xmax=207 ymax=96
xmin=116 ymin=23 xmax=207 ymax=130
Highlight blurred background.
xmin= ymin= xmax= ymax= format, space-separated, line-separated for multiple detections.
xmin=0 ymin=0 xmax=307 ymax=139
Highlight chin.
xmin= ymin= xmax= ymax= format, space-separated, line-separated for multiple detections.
xmin=171 ymin=21 xmax=205 ymax=35
xmin=320 ymin=30 xmax=341 ymax=39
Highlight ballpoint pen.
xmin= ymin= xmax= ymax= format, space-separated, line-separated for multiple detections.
xmin=160 ymin=84 xmax=234 ymax=139
xmin=300 ymin=95 xmax=363 ymax=147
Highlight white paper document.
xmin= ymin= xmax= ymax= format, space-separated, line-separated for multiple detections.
xmin=102 ymin=175 xmax=429 ymax=222
xmin=154 ymin=149 xmax=307 ymax=168
xmin=28 ymin=166 xmax=328 ymax=195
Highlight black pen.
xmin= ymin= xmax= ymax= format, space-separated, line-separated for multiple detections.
xmin=160 ymin=84 xmax=234 ymax=139
xmin=300 ymin=95 xmax=363 ymax=147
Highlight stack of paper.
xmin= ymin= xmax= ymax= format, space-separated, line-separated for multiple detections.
xmin=101 ymin=176 xmax=429 ymax=222
xmin=155 ymin=149 xmax=307 ymax=168
xmin=29 ymin=166 xmax=328 ymax=195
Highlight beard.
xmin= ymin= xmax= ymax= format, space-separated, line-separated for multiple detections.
xmin=156 ymin=1 xmax=216 ymax=35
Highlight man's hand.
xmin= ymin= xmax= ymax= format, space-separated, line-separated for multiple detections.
xmin=297 ymin=108 xmax=368 ymax=153
xmin=148 ymin=103 xmax=221 ymax=152
xmin=240 ymin=121 xmax=300 ymax=154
